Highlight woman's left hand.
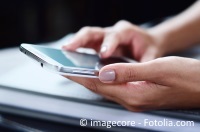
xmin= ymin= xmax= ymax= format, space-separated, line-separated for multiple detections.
xmin=65 ymin=57 xmax=200 ymax=111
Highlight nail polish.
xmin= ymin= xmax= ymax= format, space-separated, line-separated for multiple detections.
xmin=99 ymin=69 xmax=115 ymax=82
xmin=100 ymin=46 xmax=107 ymax=53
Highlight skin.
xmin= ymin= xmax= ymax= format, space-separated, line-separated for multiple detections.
xmin=62 ymin=1 xmax=200 ymax=111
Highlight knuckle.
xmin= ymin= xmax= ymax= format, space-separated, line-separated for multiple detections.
xmin=80 ymin=26 xmax=92 ymax=35
xmin=122 ymin=65 xmax=137 ymax=82
xmin=115 ymin=20 xmax=130 ymax=26
xmin=81 ymin=26 xmax=91 ymax=31
xmin=151 ymin=58 xmax=171 ymax=82
xmin=114 ymin=20 xmax=134 ymax=36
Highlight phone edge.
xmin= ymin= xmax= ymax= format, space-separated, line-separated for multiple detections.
xmin=19 ymin=44 xmax=99 ymax=78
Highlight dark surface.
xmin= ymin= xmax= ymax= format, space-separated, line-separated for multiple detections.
xmin=0 ymin=112 xmax=105 ymax=132
xmin=0 ymin=112 xmax=153 ymax=132
xmin=0 ymin=0 xmax=195 ymax=49
xmin=1 ymin=109 xmax=200 ymax=132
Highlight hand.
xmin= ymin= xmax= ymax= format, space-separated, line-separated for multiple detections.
xmin=63 ymin=20 xmax=165 ymax=62
xmin=65 ymin=57 xmax=200 ymax=111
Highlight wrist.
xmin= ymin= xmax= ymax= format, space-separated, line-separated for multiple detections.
xmin=147 ymin=25 xmax=192 ymax=56
xmin=147 ymin=20 xmax=200 ymax=56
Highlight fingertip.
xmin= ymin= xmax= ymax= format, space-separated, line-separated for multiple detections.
xmin=62 ymin=45 xmax=70 ymax=50
xmin=62 ymin=41 xmax=78 ymax=51
xmin=100 ymin=46 xmax=107 ymax=53
xmin=99 ymin=53 xmax=110 ymax=59
xmin=62 ymin=45 xmax=73 ymax=51
xmin=99 ymin=46 xmax=107 ymax=58
xmin=99 ymin=63 xmax=137 ymax=83
xmin=99 ymin=69 xmax=116 ymax=83
xmin=99 ymin=46 xmax=113 ymax=59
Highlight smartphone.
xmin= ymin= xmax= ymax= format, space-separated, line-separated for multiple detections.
xmin=20 ymin=43 xmax=137 ymax=78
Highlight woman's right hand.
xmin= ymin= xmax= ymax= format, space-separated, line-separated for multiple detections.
xmin=62 ymin=20 xmax=166 ymax=62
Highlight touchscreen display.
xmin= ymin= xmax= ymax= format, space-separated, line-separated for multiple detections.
xmin=33 ymin=45 xmax=128 ymax=69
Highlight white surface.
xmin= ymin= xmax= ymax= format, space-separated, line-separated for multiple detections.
xmin=0 ymin=35 xmax=102 ymax=100
xmin=0 ymin=62 xmax=102 ymax=100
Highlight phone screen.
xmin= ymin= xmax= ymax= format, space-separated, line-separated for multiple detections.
xmin=33 ymin=45 xmax=128 ymax=70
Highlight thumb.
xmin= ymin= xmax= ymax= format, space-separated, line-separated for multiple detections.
xmin=99 ymin=61 xmax=158 ymax=83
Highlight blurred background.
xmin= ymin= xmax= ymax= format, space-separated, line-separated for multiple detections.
xmin=0 ymin=0 xmax=196 ymax=49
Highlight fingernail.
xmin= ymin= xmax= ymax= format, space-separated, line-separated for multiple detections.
xmin=99 ymin=69 xmax=115 ymax=82
xmin=100 ymin=46 xmax=107 ymax=53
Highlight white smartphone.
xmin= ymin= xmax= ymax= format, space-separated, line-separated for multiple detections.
xmin=20 ymin=43 xmax=137 ymax=78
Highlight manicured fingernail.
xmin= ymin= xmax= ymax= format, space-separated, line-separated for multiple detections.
xmin=99 ymin=69 xmax=115 ymax=82
xmin=100 ymin=46 xmax=107 ymax=53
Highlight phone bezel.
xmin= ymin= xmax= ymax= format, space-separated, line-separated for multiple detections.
xmin=20 ymin=43 xmax=99 ymax=78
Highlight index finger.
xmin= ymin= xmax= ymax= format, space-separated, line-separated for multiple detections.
xmin=62 ymin=27 xmax=105 ymax=51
